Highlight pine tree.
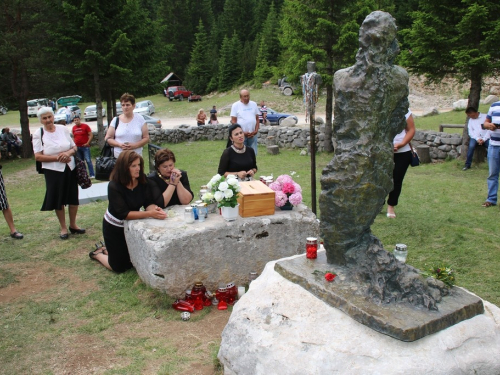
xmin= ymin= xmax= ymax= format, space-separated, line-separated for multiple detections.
xmin=254 ymin=2 xmax=281 ymax=83
xmin=186 ymin=20 xmax=212 ymax=94
xmin=218 ymin=33 xmax=243 ymax=91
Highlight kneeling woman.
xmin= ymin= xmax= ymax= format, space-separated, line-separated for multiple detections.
xmin=90 ymin=150 xmax=167 ymax=273
xmin=218 ymin=124 xmax=257 ymax=180
xmin=148 ymin=148 xmax=194 ymax=208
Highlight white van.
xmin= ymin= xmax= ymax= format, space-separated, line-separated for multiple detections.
xmin=27 ymin=98 xmax=49 ymax=117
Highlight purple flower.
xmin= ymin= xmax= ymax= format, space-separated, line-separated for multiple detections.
xmin=275 ymin=191 xmax=287 ymax=207
xmin=289 ymin=192 xmax=302 ymax=206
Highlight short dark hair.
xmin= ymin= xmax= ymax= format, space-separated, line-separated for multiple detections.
xmin=154 ymin=148 xmax=176 ymax=172
xmin=465 ymin=106 xmax=478 ymax=114
xmin=120 ymin=92 xmax=136 ymax=105
xmin=110 ymin=150 xmax=146 ymax=185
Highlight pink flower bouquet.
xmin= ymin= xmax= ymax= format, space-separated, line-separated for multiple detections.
xmin=269 ymin=174 xmax=303 ymax=208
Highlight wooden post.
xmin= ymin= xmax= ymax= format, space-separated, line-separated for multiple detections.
xmin=310 ymin=113 xmax=316 ymax=215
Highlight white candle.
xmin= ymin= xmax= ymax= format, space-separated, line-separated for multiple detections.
xmin=237 ymin=286 xmax=246 ymax=299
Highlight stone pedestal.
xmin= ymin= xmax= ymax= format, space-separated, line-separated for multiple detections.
xmin=218 ymin=253 xmax=500 ymax=375
xmin=125 ymin=204 xmax=318 ymax=297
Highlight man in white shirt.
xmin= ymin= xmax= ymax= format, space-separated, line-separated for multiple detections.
xmin=463 ymin=106 xmax=489 ymax=171
xmin=230 ymin=90 xmax=260 ymax=155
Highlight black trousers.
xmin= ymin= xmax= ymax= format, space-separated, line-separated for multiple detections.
xmin=388 ymin=151 xmax=412 ymax=207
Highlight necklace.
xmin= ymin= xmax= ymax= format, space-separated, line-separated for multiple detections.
xmin=231 ymin=144 xmax=246 ymax=154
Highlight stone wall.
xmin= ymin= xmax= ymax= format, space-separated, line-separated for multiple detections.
xmin=92 ymin=125 xmax=464 ymax=160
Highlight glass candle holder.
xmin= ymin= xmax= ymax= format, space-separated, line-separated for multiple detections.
xmin=393 ymin=244 xmax=408 ymax=263
xmin=249 ymin=272 xmax=258 ymax=284
xmin=226 ymin=282 xmax=238 ymax=304
xmin=306 ymin=237 xmax=318 ymax=259
xmin=184 ymin=207 xmax=194 ymax=224
xmin=191 ymin=284 xmax=204 ymax=311
xmin=216 ymin=285 xmax=228 ymax=303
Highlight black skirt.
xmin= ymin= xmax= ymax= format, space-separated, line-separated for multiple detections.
xmin=102 ymin=219 xmax=133 ymax=273
xmin=41 ymin=165 xmax=79 ymax=211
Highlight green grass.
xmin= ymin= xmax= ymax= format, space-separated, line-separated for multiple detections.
xmin=0 ymin=96 xmax=499 ymax=373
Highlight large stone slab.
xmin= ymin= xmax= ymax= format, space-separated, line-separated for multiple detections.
xmin=218 ymin=254 xmax=500 ymax=375
xmin=78 ymin=181 xmax=108 ymax=204
xmin=274 ymin=250 xmax=484 ymax=342
xmin=125 ymin=204 xmax=318 ymax=297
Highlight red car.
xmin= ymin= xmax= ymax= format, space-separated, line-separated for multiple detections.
xmin=167 ymin=86 xmax=192 ymax=101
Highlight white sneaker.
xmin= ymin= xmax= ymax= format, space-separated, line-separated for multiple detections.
xmin=90 ymin=175 xmax=95 ymax=179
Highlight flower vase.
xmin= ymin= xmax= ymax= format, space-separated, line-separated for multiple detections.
xmin=221 ymin=204 xmax=239 ymax=221
xmin=280 ymin=201 xmax=293 ymax=211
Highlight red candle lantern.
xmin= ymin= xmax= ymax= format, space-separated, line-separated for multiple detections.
xmin=191 ymin=282 xmax=205 ymax=311
xmin=306 ymin=237 xmax=318 ymax=259
xmin=172 ymin=299 xmax=194 ymax=313
xmin=216 ymin=285 xmax=228 ymax=304
xmin=226 ymin=282 xmax=238 ymax=304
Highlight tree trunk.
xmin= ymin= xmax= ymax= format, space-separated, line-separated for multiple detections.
xmin=11 ymin=60 xmax=32 ymax=158
xmin=93 ymin=67 xmax=105 ymax=149
xmin=461 ymin=69 xmax=482 ymax=161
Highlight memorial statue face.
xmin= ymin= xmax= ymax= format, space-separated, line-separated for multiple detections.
xmin=307 ymin=61 xmax=316 ymax=73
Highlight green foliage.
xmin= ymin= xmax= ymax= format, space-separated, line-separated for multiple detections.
xmin=218 ymin=33 xmax=243 ymax=91
xmin=254 ymin=2 xmax=281 ymax=83
xmin=186 ymin=20 xmax=212 ymax=94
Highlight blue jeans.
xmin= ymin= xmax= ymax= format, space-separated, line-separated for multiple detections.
xmin=66 ymin=115 xmax=71 ymax=124
xmin=465 ymin=138 xmax=489 ymax=167
xmin=486 ymin=144 xmax=500 ymax=204
xmin=244 ymin=135 xmax=258 ymax=155
xmin=77 ymin=146 xmax=95 ymax=177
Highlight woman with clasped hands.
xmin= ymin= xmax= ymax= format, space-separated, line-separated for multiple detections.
xmin=33 ymin=107 xmax=85 ymax=239
xmin=218 ymin=124 xmax=257 ymax=181
xmin=148 ymin=148 xmax=194 ymax=208
xmin=105 ymin=93 xmax=149 ymax=158
xmin=89 ymin=151 xmax=167 ymax=273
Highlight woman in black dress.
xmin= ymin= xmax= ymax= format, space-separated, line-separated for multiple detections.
xmin=148 ymin=148 xmax=194 ymax=208
xmin=89 ymin=150 xmax=167 ymax=273
xmin=218 ymin=124 xmax=258 ymax=180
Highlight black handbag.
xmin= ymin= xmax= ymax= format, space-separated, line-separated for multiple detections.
xmin=95 ymin=117 xmax=119 ymax=181
xmin=75 ymin=156 xmax=92 ymax=189
xmin=410 ymin=143 xmax=420 ymax=167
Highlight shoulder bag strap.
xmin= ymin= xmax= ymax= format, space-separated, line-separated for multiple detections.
xmin=40 ymin=127 xmax=44 ymax=146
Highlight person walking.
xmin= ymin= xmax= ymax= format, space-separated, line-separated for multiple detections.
xmin=72 ymin=116 xmax=95 ymax=178
xmin=230 ymin=90 xmax=260 ymax=155
xmin=0 ymin=153 xmax=23 ymax=239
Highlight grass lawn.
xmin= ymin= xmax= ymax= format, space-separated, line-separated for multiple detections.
xmin=0 ymin=137 xmax=499 ymax=373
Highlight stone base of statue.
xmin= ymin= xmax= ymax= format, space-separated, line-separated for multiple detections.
xmin=218 ymin=252 xmax=500 ymax=375
xmin=275 ymin=250 xmax=483 ymax=341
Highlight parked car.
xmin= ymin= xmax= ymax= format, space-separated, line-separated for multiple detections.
xmin=142 ymin=115 xmax=162 ymax=130
xmin=83 ymin=105 xmax=106 ymax=121
xmin=167 ymin=86 xmax=192 ymax=101
xmin=133 ymin=100 xmax=155 ymax=116
xmin=104 ymin=114 xmax=162 ymax=131
xmin=54 ymin=105 xmax=81 ymax=124
xmin=27 ymin=98 xmax=49 ymax=117
xmin=188 ymin=94 xmax=202 ymax=102
xmin=116 ymin=102 xmax=123 ymax=115
xmin=265 ymin=108 xmax=298 ymax=125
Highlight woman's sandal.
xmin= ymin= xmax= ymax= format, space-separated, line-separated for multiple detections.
xmin=89 ymin=249 xmax=104 ymax=260
xmin=10 ymin=231 xmax=24 ymax=239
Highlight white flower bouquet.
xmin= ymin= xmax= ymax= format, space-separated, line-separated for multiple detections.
xmin=204 ymin=174 xmax=241 ymax=208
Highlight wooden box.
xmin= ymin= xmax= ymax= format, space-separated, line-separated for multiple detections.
xmin=237 ymin=181 xmax=275 ymax=217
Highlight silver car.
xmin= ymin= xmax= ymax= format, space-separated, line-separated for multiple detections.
xmin=54 ymin=106 xmax=81 ymax=124
xmin=83 ymin=105 xmax=106 ymax=121
xmin=133 ymin=100 xmax=155 ymax=116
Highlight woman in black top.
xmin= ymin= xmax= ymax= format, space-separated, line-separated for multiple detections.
xmin=218 ymin=124 xmax=258 ymax=180
xmin=148 ymin=148 xmax=194 ymax=208
xmin=89 ymin=150 xmax=167 ymax=273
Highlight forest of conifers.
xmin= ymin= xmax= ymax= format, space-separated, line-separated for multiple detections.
xmin=1 ymin=0 xmax=499 ymax=110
